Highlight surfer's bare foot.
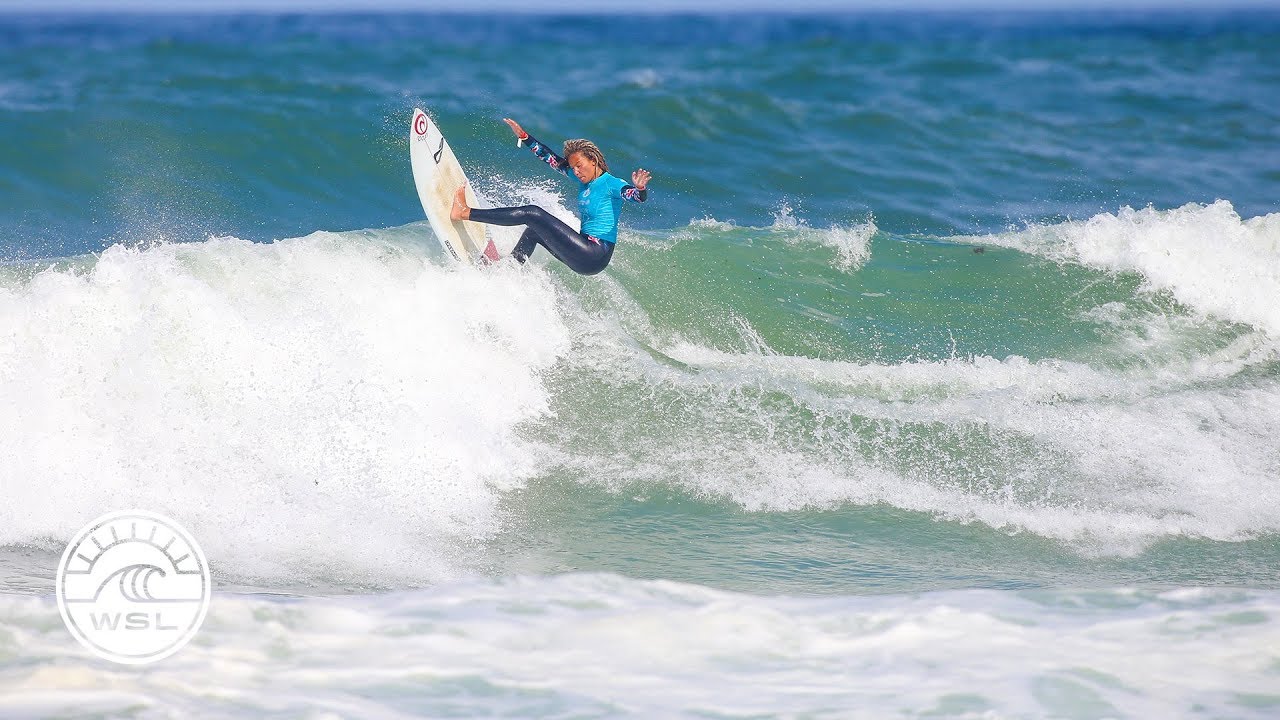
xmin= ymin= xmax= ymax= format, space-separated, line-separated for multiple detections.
xmin=450 ymin=185 xmax=470 ymax=221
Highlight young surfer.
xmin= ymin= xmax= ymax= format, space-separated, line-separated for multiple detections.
xmin=451 ymin=118 xmax=651 ymax=276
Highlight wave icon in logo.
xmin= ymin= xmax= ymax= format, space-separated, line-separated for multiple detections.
xmin=56 ymin=510 xmax=211 ymax=665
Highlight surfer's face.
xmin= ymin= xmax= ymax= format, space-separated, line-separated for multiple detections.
xmin=568 ymin=152 xmax=601 ymax=183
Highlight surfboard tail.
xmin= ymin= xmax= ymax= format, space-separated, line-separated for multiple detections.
xmin=411 ymin=107 xmax=494 ymax=266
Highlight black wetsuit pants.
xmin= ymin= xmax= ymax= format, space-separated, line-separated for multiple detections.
xmin=469 ymin=205 xmax=614 ymax=276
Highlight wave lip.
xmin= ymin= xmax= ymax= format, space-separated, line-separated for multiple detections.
xmin=669 ymin=209 xmax=877 ymax=273
xmin=770 ymin=203 xmax=877 ymax=273
xmin=971 ymin=200 xmax=1280 ymax=336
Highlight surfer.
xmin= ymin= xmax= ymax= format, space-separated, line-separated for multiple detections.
xmin=451 ymin=118 xmax=650 ymax=275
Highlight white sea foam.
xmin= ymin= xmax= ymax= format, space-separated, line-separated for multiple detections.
xmin=687 ymin=216 xmax=737 ymax=231
xmin=551 ymin=279 xmax=1280 ymax=555
xmin=2 ymin=577 xmax=1276 ymax=718
xmin=0 ymin=232 xmax=571 ymax=585
xmin=771 ymin=203 xmax=877 ymax=272
xmin=668 ymin=209 xmax=877 ymax=272
xmin=971 ymin=200 xmax=1280 ymax=336
xmin=623 ymin=67 xmax=662 ymax=88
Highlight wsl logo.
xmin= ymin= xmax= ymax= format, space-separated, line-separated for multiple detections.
xmin=56 ymin=510 xmax=211 ymax=665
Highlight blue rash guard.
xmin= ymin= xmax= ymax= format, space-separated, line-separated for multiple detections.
xmin=577 ymin=173 xmax=631 ymax=243
xmin=522 ymin=134 xmax=648 ymax=244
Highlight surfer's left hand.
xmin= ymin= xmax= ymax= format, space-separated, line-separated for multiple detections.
xmin=632 ymin=169 xmax=651 ymax=190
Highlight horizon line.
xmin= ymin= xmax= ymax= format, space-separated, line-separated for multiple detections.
xmin=4 ymin=1 xmax=1279 ymax=14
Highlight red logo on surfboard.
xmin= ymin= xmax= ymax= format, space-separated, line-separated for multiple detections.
xmin=413 ymin=114 xmax=428 ymax=136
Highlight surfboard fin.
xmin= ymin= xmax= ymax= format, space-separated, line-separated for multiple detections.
xmin=483 ymin=238 xmax=501 ymax=263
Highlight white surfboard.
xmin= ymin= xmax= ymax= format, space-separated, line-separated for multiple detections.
xmin=410 ymin=108 xmax=501 ymax=265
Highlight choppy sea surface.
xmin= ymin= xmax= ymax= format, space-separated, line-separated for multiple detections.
xmin=2 ymin=10 xmax=1279 ymax=718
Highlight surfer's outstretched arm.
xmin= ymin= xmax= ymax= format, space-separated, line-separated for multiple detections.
xmin=622 ymin=169 xmax=652 ymax=203
xmin=503 ymin=118 xmax=570 ymax=178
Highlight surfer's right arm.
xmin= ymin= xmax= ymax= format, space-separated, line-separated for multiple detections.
xmin=503 ymin=117 xmax=570 ymax=178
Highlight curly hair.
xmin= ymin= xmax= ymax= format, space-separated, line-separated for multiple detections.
xmin=562 ymin=138 xmax=608 ymax=173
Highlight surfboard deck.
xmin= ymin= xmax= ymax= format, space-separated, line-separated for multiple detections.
xmin=409 ymin=108 xmax=501 ymax=265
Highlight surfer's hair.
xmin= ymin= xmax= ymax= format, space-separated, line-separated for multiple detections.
xmin=563 ymin=139 xmax=608 ymax=172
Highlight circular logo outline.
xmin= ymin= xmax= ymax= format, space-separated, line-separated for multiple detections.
xmin=56 ymin=510 xmax=211 ymax=665
xmin=413 ymin=114 xmax=428 ymax=136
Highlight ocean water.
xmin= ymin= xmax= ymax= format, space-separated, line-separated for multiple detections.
xmin=2 ymin=9 xmax=1279 ymax=719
